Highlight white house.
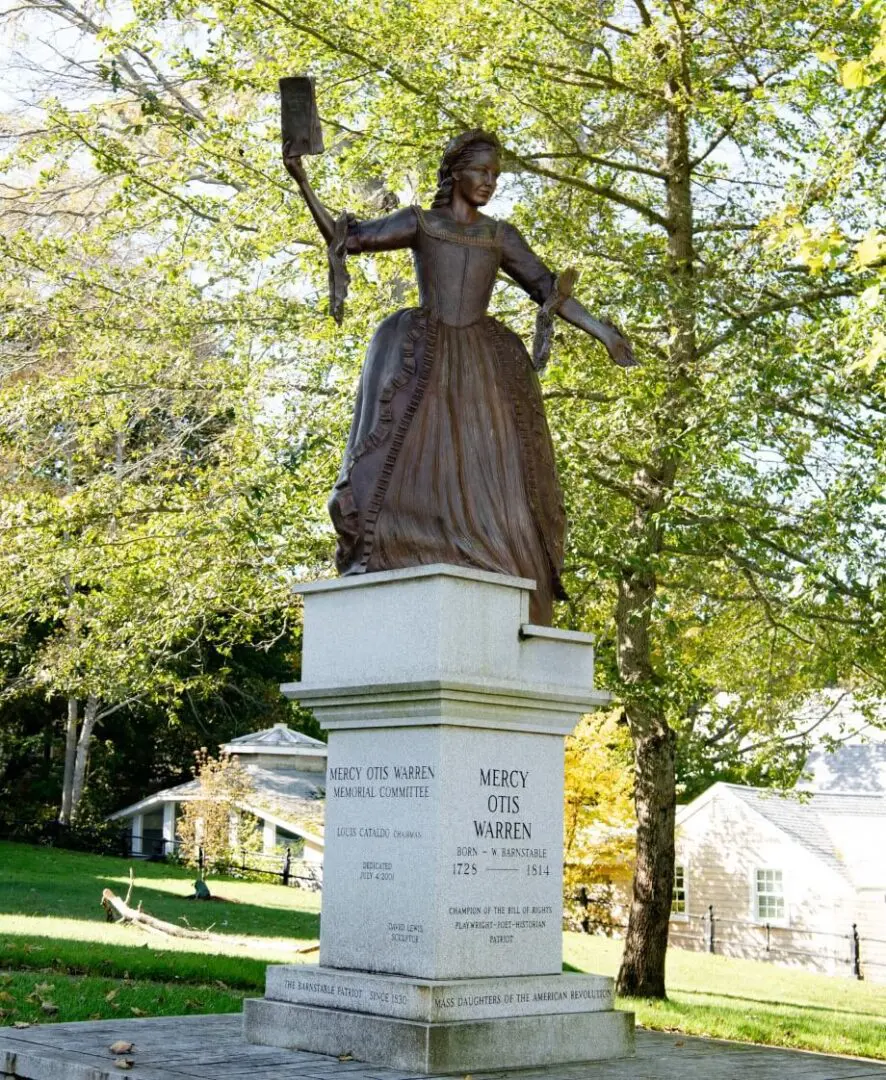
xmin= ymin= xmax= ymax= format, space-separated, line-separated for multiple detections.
xmin=669 ymin=743 xmax=886 ymax=981
xmin=108 ymin=723 xmax=327 ymax=865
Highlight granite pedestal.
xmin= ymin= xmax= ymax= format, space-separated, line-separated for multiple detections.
xmin=243 ymin=565 xmax=634 ymax=1073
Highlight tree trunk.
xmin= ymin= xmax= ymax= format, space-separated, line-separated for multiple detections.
xmin=614 ymin=501 xmax=678 ymax=997
xmin=616 ymin=725 xmax=677 ymax=997
xmin=616 ymin=30 xmax=696 ymax=996
xmin=59 ymin=696 xmax=79 ymax=825
xmin=68 ymin=694 xmax=99 ymax=824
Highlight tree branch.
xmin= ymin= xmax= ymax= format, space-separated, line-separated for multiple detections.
xmin=249 ymin=0 xmax=469 ymax=127
xmin=698 ymin=281 xmax=862 ymax=357
xmin=94 ymin=695 xmax=144 ymax=723
xmin=508 ymin=151 xmax=671 ymax=230
xmin=521 ymin=151 xmax=667 ymax=180
xmin=543 ymin=388 xmax=617 ymax=404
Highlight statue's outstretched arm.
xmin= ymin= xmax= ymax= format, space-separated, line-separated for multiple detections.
xmin=558 ymin=297 xmax=636 ymax=368
xmin=500 ymin=222 xmax=637 ymax=369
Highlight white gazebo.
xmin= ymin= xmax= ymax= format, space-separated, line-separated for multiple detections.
xmin=108 ymin=723 xmax=327 ymax=865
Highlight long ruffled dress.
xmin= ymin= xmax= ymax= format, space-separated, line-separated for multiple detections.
xmin=328 ymin=206 xmax=566 ymax=625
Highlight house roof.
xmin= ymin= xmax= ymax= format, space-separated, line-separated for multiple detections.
xmin=222 ymin=723 xmax=327 ymax=755
xmin=677 ymin=781 xmax=886 ymax=885
xmin=722 ymin=785 xmax=849 ymax=879
xmin=108 ymin=763 xmax=325 ymax=844
xmin=809 ymin=791 xmax=886 ymax=815
xmin=799 ymin=743 xmax=886 ymax=795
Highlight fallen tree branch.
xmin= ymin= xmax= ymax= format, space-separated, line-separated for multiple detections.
xmin=123 ymin=868 xmax=135 ymax=907
xmin=99 ymin=887 xmax=320 ymax=953
xmin=101 ymin=889 xmax=215 ymax=939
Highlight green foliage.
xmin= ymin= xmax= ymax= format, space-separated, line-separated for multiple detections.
xmin=176 ymin=749 xmax=257 ymax=871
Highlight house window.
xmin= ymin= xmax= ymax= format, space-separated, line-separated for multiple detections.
xmin=671 ymin=864 xmax=687 ymax=916
xmin=755 ymin=868 xmax=785 ymax=921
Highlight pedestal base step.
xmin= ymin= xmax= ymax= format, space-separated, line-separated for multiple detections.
xmin=264 ymin=965 xmax=615 ymax=1022
xmin=243 ymin=997 xmax=634 ymax=1074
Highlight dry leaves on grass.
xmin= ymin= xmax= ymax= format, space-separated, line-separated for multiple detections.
xmin=114 ymin=1057 xmax=135 ymax=1070
xmin=109 ymin=1041 xmax=134 ymax=1054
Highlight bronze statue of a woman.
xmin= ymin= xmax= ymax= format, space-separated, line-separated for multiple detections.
xmin=284 ymin=131 xmax=634 ymax=625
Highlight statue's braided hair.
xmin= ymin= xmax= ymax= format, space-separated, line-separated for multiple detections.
xmin=430 ymin=129 xmax=501 ymax=209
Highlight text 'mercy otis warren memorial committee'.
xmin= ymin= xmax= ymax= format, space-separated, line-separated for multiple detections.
xmin=243 ymin=77 xmax=637 ymax=1074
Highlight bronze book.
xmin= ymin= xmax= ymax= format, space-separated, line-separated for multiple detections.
xmin=279 ymin=76 xmax=324 ymax=155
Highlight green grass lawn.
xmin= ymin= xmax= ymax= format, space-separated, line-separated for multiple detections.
xmin=0 ymin=839 xmax=318 ymax=1009
xmin=0 ymin=969 xmax=245 ymax=1028
xmin=565 ymin=933 xmax=886 ymax=1061
xmin=2 ymin=841 xmax=886 ymax=1061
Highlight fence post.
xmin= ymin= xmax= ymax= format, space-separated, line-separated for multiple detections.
xmin=282 ymin=846 xmax=291 ymax=886
xmin=766 ymin=923 xmax=771 ymax=952
xmin=851 ymin=923 xmax=862 ymax=980
xmin=708 ymin=904 xmax=715 ymax=954
xmin=198 ymin=845 xmax=204 ymax=874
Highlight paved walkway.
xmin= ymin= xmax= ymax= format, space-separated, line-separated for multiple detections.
xmin=2 ymin=1013 xmax=885 ymax=1080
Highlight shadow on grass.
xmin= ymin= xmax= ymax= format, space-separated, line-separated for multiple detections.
xmin=1 ymin=933 xmax=271 ymax=989
xmin=672 ymin=986 xmax=886 ymax=1021
xmin=0 ymin=876 xmax=320 ymax=944
xmin=0 ymin=969 xmax=248 ymax=1027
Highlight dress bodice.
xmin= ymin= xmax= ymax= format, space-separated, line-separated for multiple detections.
xmin=412 ymin=208 xmax=502 ymax=327
xmin=346 ymin=206 xmax=557 ymax=328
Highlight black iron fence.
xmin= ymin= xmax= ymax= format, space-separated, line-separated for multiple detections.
xmin=668 ymin=905 xmax=886 ymax=981
xmin=0 ymin=823 xmax=322 ymax=891
xmin=567 ymin=888 xmax=886 ymax=982
xmin=202 ymin=844 xmax=323 ymax=891
xmin=122 ymin=835 xmax=323 ymax=891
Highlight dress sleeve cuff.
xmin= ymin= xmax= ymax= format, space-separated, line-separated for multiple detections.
xmin=327 ymin=211 xmax=354 ymax=324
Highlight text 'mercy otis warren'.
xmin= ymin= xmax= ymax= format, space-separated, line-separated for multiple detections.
xmin=328 ymin=763 xmax=435 ymax=799
xmin=474 ymin=768 xmax=532 ymax=840
xmin=328 ymin=764 xmax=534 ymax=840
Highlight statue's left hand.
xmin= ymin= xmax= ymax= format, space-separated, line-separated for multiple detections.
xmin=602 ymin=321 xmax=638 ymax=368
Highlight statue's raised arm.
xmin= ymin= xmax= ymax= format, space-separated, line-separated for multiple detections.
xmin=283 ymin=143 xmax=418 ymax=321
xmin=284 ymin=144 xmax=419 ymax=253
xmin=282 ymin=144 xmax=336 ymax=246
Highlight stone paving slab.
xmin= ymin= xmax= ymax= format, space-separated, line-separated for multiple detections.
xmin=2 ymin=1013 xmax=886 ymax=1080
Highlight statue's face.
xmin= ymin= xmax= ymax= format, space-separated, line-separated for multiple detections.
xmin=453 ymin=148 xmax=500 ymax=207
